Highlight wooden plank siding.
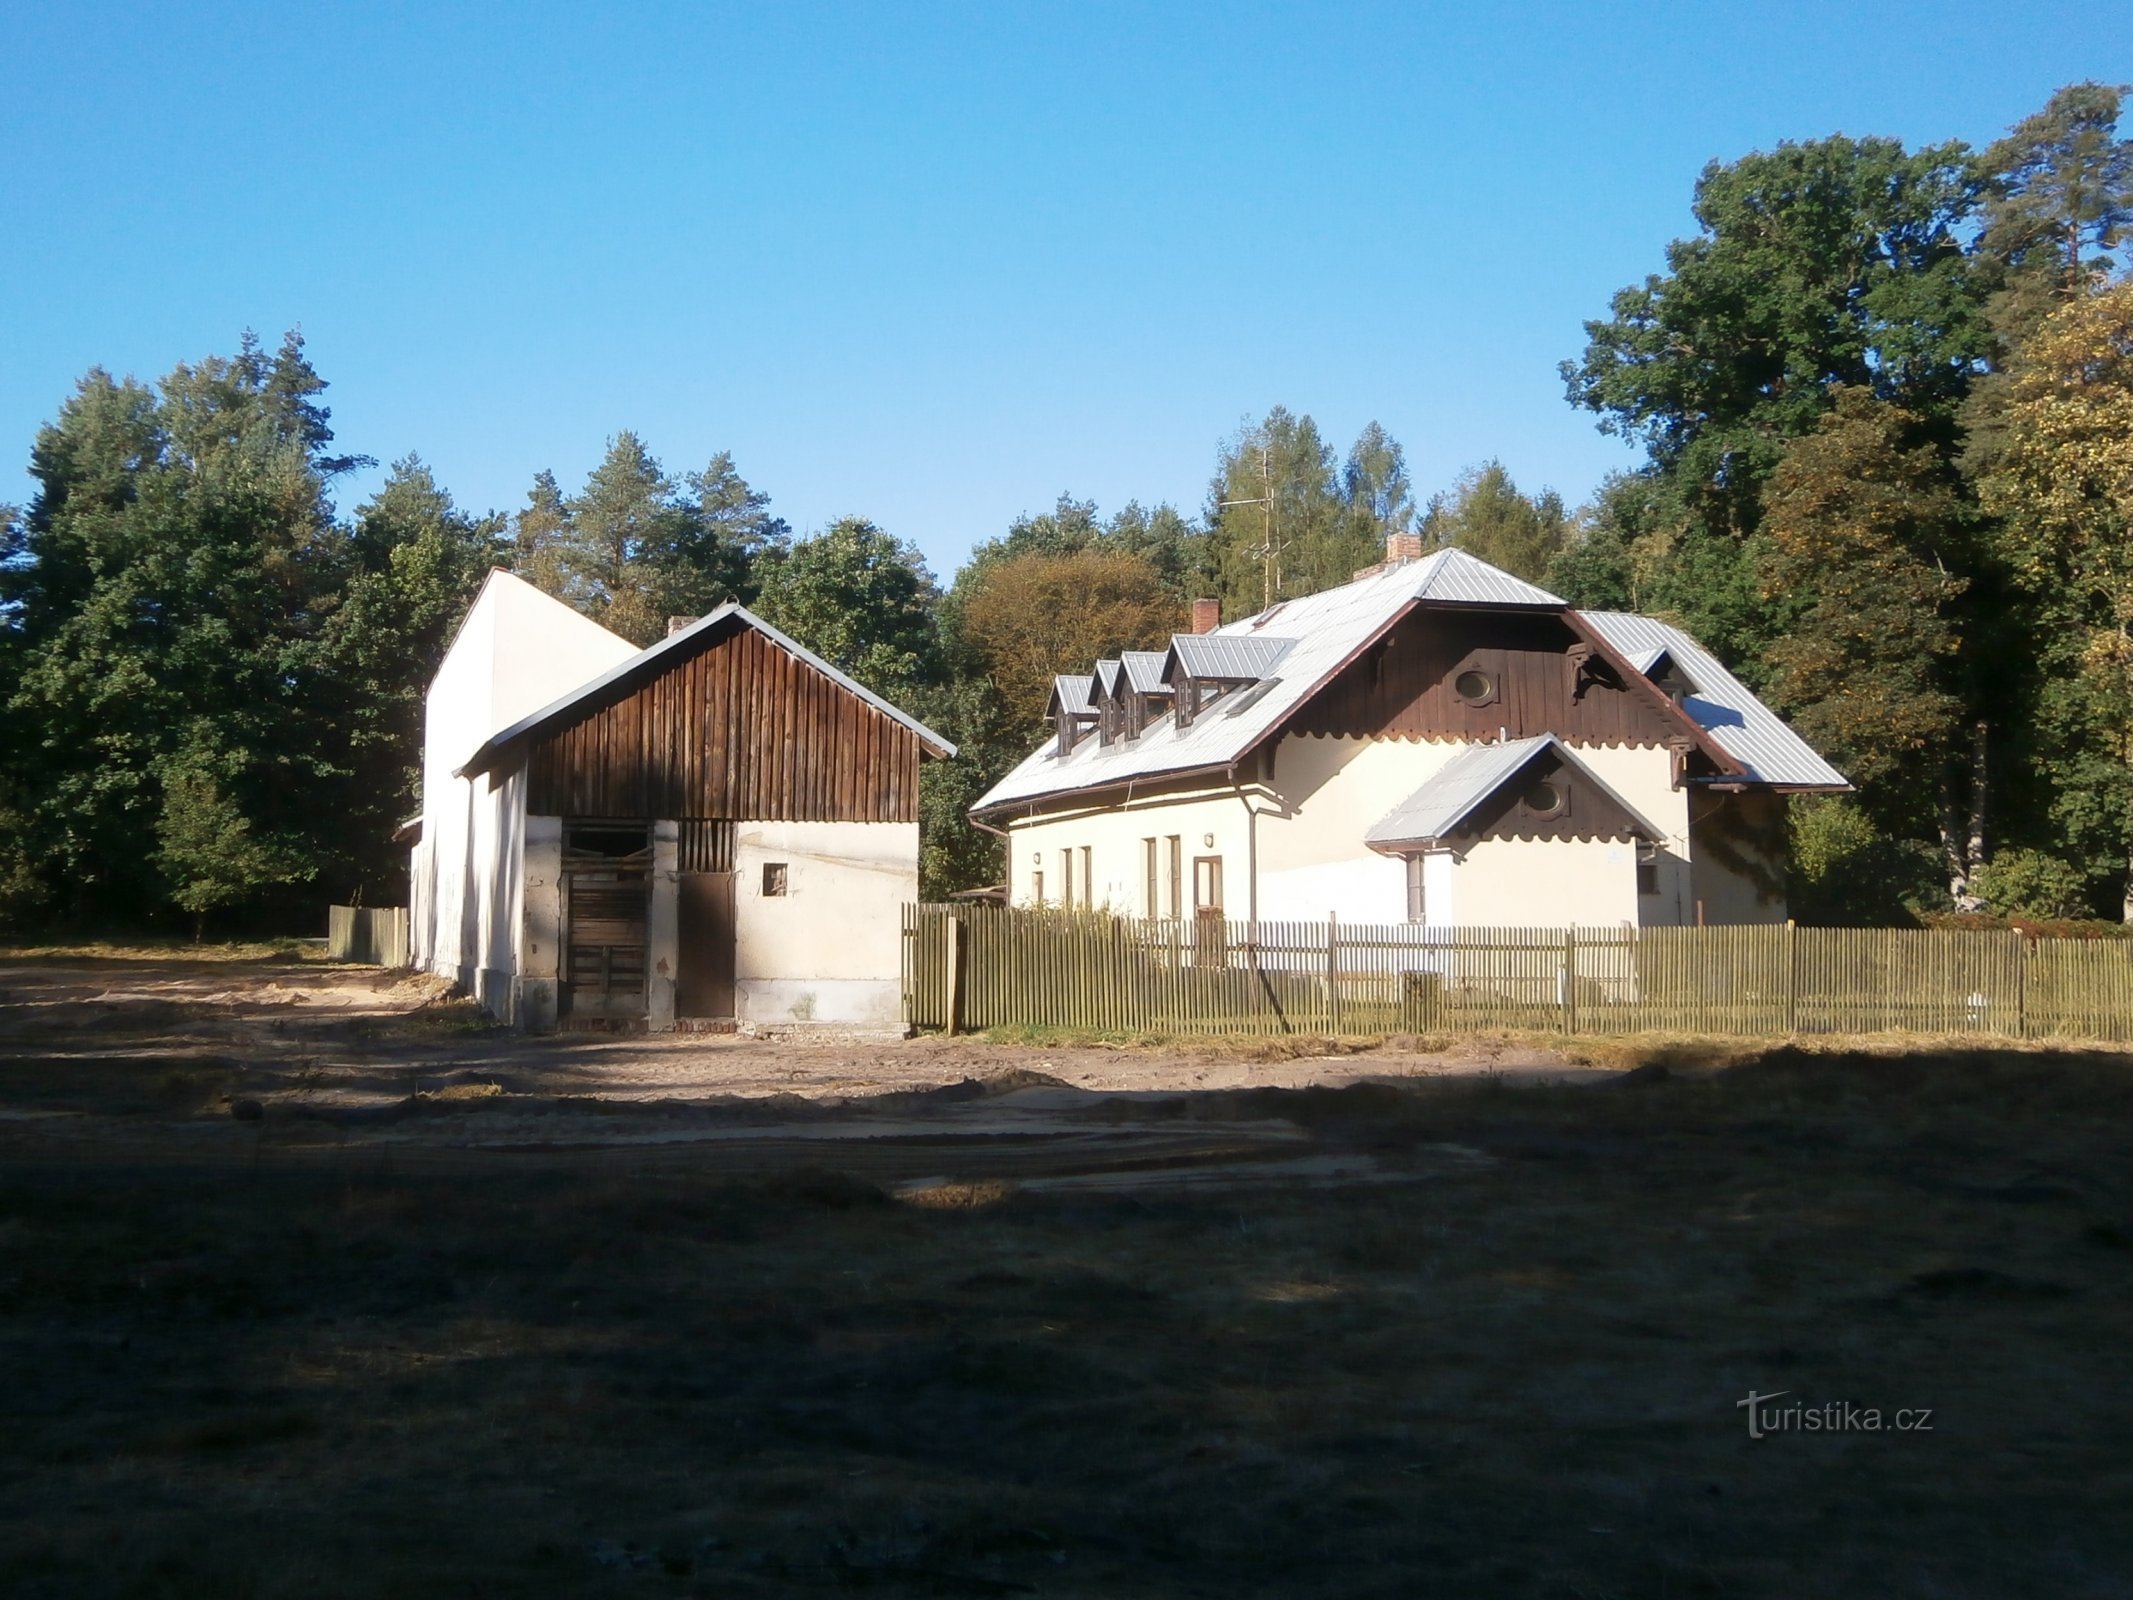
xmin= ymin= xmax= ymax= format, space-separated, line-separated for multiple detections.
xmin=1287 ymin=606 xmax=1701 ymax=753
xmin=526 ymin=624 xmax=919 ymax=822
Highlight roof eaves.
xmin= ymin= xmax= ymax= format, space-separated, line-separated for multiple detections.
xmin=457 ymin=601 xmax=956 ymax=777
xmin=1561 ymin=611 xmax=1744 ymax=779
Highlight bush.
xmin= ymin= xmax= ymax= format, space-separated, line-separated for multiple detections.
xmin=1971 ymin=848 xmax=2090 ymax=920
xmin=1787 ymin=798 xmax=1948 ymax=925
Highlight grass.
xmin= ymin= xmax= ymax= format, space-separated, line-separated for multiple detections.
xmin=2 ymin=1045 xmax=2131 ymax=1595
xmin=0 ymin=936 xmax=325 ymax=964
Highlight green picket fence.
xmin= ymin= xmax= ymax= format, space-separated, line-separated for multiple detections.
xmin=900 ymin=905 xmax=2133 ymax=1042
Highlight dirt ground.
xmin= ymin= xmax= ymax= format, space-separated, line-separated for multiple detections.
xmin=3 ymin=953 xmax=2132 ymax=1596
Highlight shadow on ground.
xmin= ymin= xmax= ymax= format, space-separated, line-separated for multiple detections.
xmin=2 ymin=958 xmax=2131 ymax=1596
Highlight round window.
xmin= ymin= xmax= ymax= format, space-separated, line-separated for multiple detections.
xmin=1454 ymin=668 xmax=1494 ymax=703
xmin=1524 ymin=780 xmax=1564 ymax=816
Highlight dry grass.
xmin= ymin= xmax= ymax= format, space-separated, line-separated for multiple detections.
xmin=0 ymin=936 xmax=325 ymax=964
xmin=2 ymin=1040 xmax=2132 ymax=1595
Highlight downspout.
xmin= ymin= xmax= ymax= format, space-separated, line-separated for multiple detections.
xmin=1230 ymin=763 xmax=1261 ymax=931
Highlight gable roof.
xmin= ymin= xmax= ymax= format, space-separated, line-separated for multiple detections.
xmin=1577 ymin=612 xmax=1848 ymax=789
xmin=1047 ymin=673 xmax=1096 ymax=718
xmin=458 ymin=600 xmax=956 ymax=779
xmin=971 ymin=547 xmax=1843 ymax=817
xmin=1363 ymin=735 xmax=1658 ymax=851
xmin=1168 ymin=633 xmax=1298 ymax=682
xmin=1120 ymin=650 xmax=1173 ymax=695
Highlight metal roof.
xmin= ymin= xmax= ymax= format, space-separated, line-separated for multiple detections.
xmin=1411 ymin=547 xmax=1566 ymax=607
xmin=973 ymin=546 xmax=1845 ymax=817
xmin=1120 ymin=650 xmax=1173 ymax=695
xmin=1168 ymin=633 xmax=1298 ymax=682
xmin=458 ymin=600 xmax=956 ymax=777
xmin=975 ymin=548 xmax=1561 ymax=813
xmin=1047 ymin=674 xmax=1095 ymax=717
xmin=1363 ymin=736 xmax=1659 ymax=850
xmin=1578 ymin=612 xmax=1850 ymax=789
xmin=1093 ymin=659 xmax=1123 ymax=699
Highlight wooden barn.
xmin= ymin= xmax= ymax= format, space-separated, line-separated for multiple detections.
xmin=408 ymin=570 xmax=953 ymax=1032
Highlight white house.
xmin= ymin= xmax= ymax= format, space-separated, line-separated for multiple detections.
xmin=408 ymin=570 xmax=954 ymax=1032
xmin=970 ymin=538 xmax=1848 ymax=931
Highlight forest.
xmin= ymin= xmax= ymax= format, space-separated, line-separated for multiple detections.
xmin=2 ymin=82 xmax=2131 ymax=934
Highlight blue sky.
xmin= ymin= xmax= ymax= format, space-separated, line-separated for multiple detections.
xmin=0 ymin=2 xmax=2119 ymax=578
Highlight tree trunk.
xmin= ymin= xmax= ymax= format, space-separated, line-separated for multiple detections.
xmin=1938 ymin=724 xmax=1990 ymax=914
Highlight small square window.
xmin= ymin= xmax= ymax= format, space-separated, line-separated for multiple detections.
xmin=762 ymin=862 xmax=788 ymax=897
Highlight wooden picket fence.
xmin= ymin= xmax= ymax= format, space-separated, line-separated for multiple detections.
xmin=327 ymin=904 xmax=410 ymax=968
xmin=900 ymin=904 xmax=2133 ymax=1043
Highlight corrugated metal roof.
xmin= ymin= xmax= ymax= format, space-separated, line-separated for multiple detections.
xmin=971 ymin=546 xmax=1842 ymax=816
xmin=459 ymin=600 xmax=956 ymax=777
xmin=1412 ymin=547 xmax=1566 ymax=607
xmin=1120 ymin=650 xmax=1172 ymax=695
xmin=1168 ymin=633 xmax=1298 ymax=681
xmin=975 ymin=550 xmax=1529 ymax=812
xmin=1578 ymin=612 xmax=1850 ymax=789
xmin=1364 ymin=737 xmax=1558 ymax=847
xmin=1365 ymin=735 xmax=1662 ymax=850
xmin=1093 ymin=659 xmax=1123 ymax=698
xmin=1047 ymin=674 xmax=1095 ymax=716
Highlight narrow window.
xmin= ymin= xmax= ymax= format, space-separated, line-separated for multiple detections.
xmin=1166 ymin=836 xmax=1183 ymax=919
xmin=1031 ymin=870 xmax=1045 ymax=907
xmin=1060 ymin=849 xmax=1074 ymax=909
xmin=762 ymin=862 xmax=788 ymax=897
xmin=1080 ymin=845 xmax=1093 ymax=906
xmin=1637 ymin=843 xmax=1659 ymax=897
xmin=1193 ymin=855 xmax=1223 ymax=914
xmin=1406 ymin=854 xmax=1426 ymax=924
xmin=1143 ymin=837 xmax=1158 ymax=917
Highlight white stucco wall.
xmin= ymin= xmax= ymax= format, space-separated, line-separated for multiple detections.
xmin=1260 ymin=736 xmax=1465 ymax=922
xmin=409 ymin=570 xmax=637 ymax=1019
xmin=516 ymin=815 xmax=564 ymax=1031
xmin=1690 ymin=795 xmax=1790 ymax=925
xmin=1003 ymin=785 xmax=1253 ymax=918
xmin=734 ymin=820 xmax=918 ymax=1025
xmin=998 ymin=735 xmax=1692 ymax=932
xmin=1447 ymin=836 xmax=1639 ymax=929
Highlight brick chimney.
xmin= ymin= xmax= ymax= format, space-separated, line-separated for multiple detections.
xmin=1385 ymin=531 xmax=1423 ymax=565
xmin=1190 ymin=597 xmax=1221 ymax=635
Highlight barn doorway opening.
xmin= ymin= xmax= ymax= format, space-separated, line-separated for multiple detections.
xmin=561 ymin=822 xmax=651 ymax=1021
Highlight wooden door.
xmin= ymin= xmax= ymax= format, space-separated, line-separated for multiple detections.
xmin=1193 ymin=855 xmax=1226 ymax=967
xmin=677 ymin=872 xmax=737 ymax=1018
xmin=562 ymin=833 xmax=651 ymax=1020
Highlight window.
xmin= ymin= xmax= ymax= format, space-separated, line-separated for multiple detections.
xmin=1080 ymin=846 xmax=1093 ymax=906
xmin=1522 ymin=779 xmax=1566 ymax=819
xmin=1143 ymin=838 xmax=1158 ymax=917
xmin=1406 ymin=854 xmax=1427 ymax=924
xmin=1193 ymin=855 xmax=1224 ymax=914
xmin=762 ymin=862 xmax=788 ymax=896
xmin=1166 ymin=836 xmax=1183 ymax=919
xmin=1637 ymin=843 xmax=1660 ymax=897
xmin=1060 ymin=849 xmax=1075 ymax=909
xmin=1451 ymin=655 xmax=1500 ymax=708
xmin=1031 ymin=869 xmax=1045 ymax=907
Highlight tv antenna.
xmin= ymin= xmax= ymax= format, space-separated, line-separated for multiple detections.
xmin=1217 ymin=444 xmax=1281 ymax=610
